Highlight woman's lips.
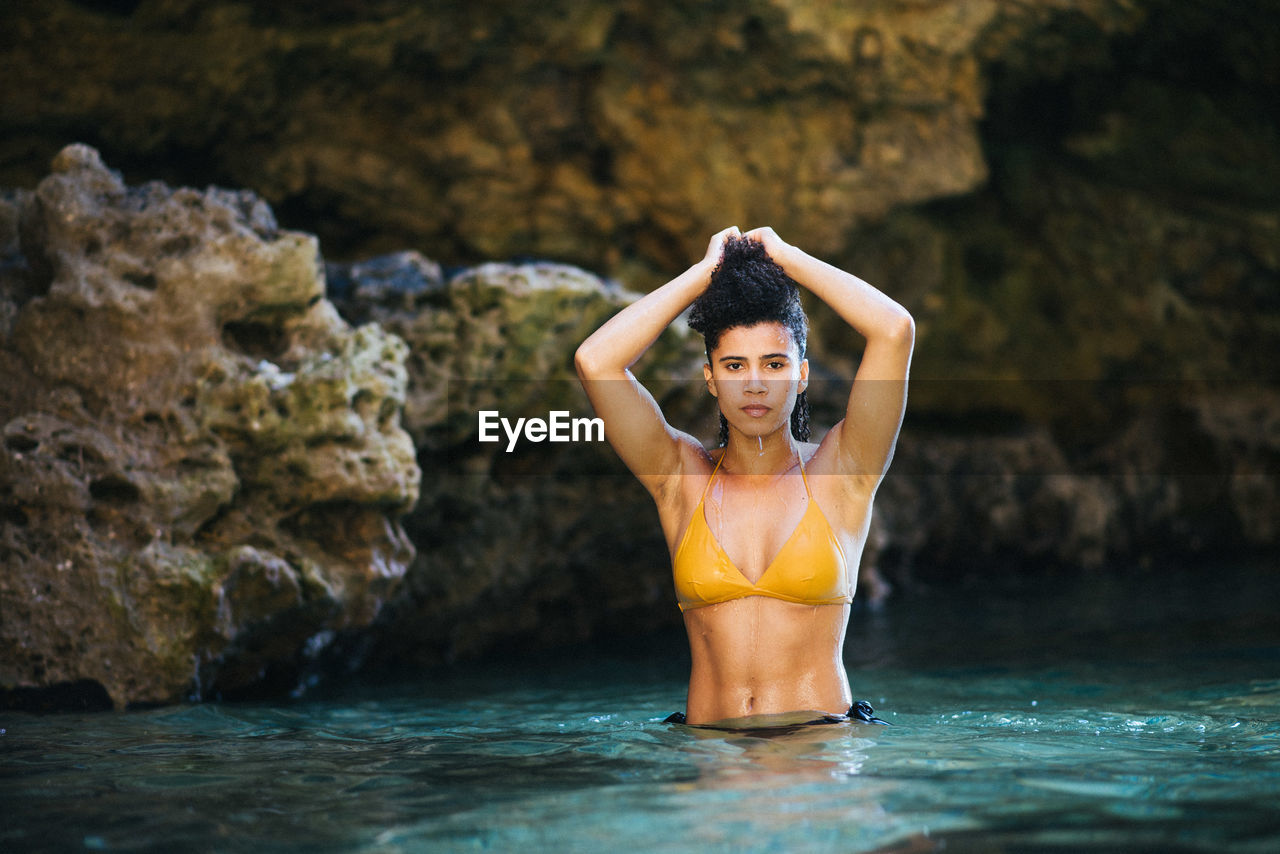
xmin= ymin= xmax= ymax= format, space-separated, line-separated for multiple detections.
xmin=742 ymin=404 xmax=770 ymax=417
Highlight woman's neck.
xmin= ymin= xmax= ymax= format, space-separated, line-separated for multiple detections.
xmin=720 ymin=429 xmax=800 ymax=476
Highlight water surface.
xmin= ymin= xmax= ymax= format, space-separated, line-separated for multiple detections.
xmin=3 ymin=564 xmax=1278 ymax=853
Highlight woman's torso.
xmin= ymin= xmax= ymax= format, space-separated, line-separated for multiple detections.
xmin=661 ymin=441 xmax=874 ymax=725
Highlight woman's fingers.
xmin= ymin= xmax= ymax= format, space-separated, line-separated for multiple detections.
xmin=743 ymin=226 xmax=789 ymax=256
xmin=703 ymin=225 xmax=741 ymax=265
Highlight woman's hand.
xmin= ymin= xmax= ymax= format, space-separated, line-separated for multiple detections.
xmin=702 ymin=225 xmax=741 ymax=270
xmin=742 ymin=226 xmax=792 ymax=262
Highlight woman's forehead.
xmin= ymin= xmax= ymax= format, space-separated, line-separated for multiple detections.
xmin=712 ymin=322 xmax=800 ymax=355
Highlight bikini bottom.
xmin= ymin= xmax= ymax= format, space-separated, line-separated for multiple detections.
xmin=664 ymin=700 xmax=891 ymax=734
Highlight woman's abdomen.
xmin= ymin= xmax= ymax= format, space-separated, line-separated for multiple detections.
xmin=682 ymin=597 xmax=851 ymax=725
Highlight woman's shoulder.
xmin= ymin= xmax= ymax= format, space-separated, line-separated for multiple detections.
xmin=650 ymin=435 xmax=717 ymax=497
xmin=805 ymin=431 xmax=880 ymax=504
xmin=681 ymin=434 xmax=720 ymax=467
xmin=799 ymin=439 xmax=827 ymax=470
xmin=804 ymin=433 xmax=871 ymax=482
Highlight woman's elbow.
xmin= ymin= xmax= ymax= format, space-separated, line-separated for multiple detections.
xmin=574 ymin=342 xmax=603 ymax=380
xmin=888 ymin=309 xmax=915 ymax=349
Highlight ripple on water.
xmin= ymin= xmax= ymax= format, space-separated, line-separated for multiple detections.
xmin=4 ymin=570 xmax=1280 ymax=854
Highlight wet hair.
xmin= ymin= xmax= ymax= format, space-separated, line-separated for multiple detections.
xmin=687 ymin=236 xmax=810 ymax=445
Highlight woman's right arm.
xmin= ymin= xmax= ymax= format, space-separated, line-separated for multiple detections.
xmin=575 ymin=227 xmax=738 ymax=495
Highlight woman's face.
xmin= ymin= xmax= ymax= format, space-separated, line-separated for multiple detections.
xmin=704 ymin=322 xmax=808 ymax=441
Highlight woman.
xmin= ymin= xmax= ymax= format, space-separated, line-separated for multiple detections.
xmin=575 ymin=226 xmax=914 ymax=728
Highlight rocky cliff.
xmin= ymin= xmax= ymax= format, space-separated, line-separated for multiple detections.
xmin=1 ymin=147 xmax=420 ymax=708
xmin=2 ymin=0 xmax=1274 ymax=412
xmin=2 ymin=143 xmax=1275 ymax=703
xmin=1 ymin=0 xmax=1277 ymax=700
xmin=1 ymin=0 xmax=1151 ymax=272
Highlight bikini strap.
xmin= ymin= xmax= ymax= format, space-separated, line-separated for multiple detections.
xmin=699 ymin=452 xmax=726 ymax=503
xmin=798 ymin=452 xmax=813 ymax=498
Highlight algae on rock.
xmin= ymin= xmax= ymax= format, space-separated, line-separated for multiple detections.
xmin=0 ymin=145 xmax=420 ymax=707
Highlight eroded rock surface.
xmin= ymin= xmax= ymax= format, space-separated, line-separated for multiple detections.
xmin=2 ymin=146 xmax=1274 ymax=691
xmin=0 ymin=0 xmax=1148 ymax=272
xmin=325 ymin=254 xmax=709 ymax=666
xmin=1 ymin=0 xmax=1277 ymax=685
xmin=0 ymin=146 xmax=419 ymax=707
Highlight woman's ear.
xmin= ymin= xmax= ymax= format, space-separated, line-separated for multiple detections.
xmin=703 ymin=362 xmax=717 ymax=397
xmin=798 ymin=358 xmax=809 ymax=394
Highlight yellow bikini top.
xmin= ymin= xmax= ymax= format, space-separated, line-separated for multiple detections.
xmin=672 ymin=452 xmax=852 ymax=611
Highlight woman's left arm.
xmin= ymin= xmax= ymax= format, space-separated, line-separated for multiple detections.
xmin=745 ymin=227 xmax=915 ymax=480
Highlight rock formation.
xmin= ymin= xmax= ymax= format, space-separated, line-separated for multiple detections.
xmin=2 ymin=143 xmax=1275 ymax=698
xmin=1 ymin=0 xmax=1277 ymax=694
xmin=0 ymin=146 xmax=420 ymax=708
xmin=324 ymin=253 xmax=709 ymax=668
xmin=0 ymin=0 xmax=1149 ymax=271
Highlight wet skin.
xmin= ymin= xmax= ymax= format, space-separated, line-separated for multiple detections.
xmin=677 ymin=323 xmax=864 ymax=725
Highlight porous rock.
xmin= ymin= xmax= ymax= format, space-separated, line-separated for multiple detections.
xmin=0 ymin=0 xmax=1145 ymax=272
xmin=0 ymin=146 xmax=420 ymax=707
xmin=2 ymin=0 xmax=1278 ymax=678
xmin=326 ymin=254 xmax=710 ymax=666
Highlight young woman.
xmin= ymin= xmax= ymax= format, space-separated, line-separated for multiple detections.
xmin=575 ymin=226 xmax=914 ymax=729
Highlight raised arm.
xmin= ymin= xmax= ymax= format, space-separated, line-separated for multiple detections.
xmin=745 ymin=227 xmax=914 ymax=480
xmin=575 ymin=227 xmax=739 ymax=494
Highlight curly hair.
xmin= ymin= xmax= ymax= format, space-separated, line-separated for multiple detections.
xmin=687 ymin=236 xmax=810 ymax=445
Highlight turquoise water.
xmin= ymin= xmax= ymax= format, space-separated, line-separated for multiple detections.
xmin=3 ymin=565 xmax=1278 ymax=853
